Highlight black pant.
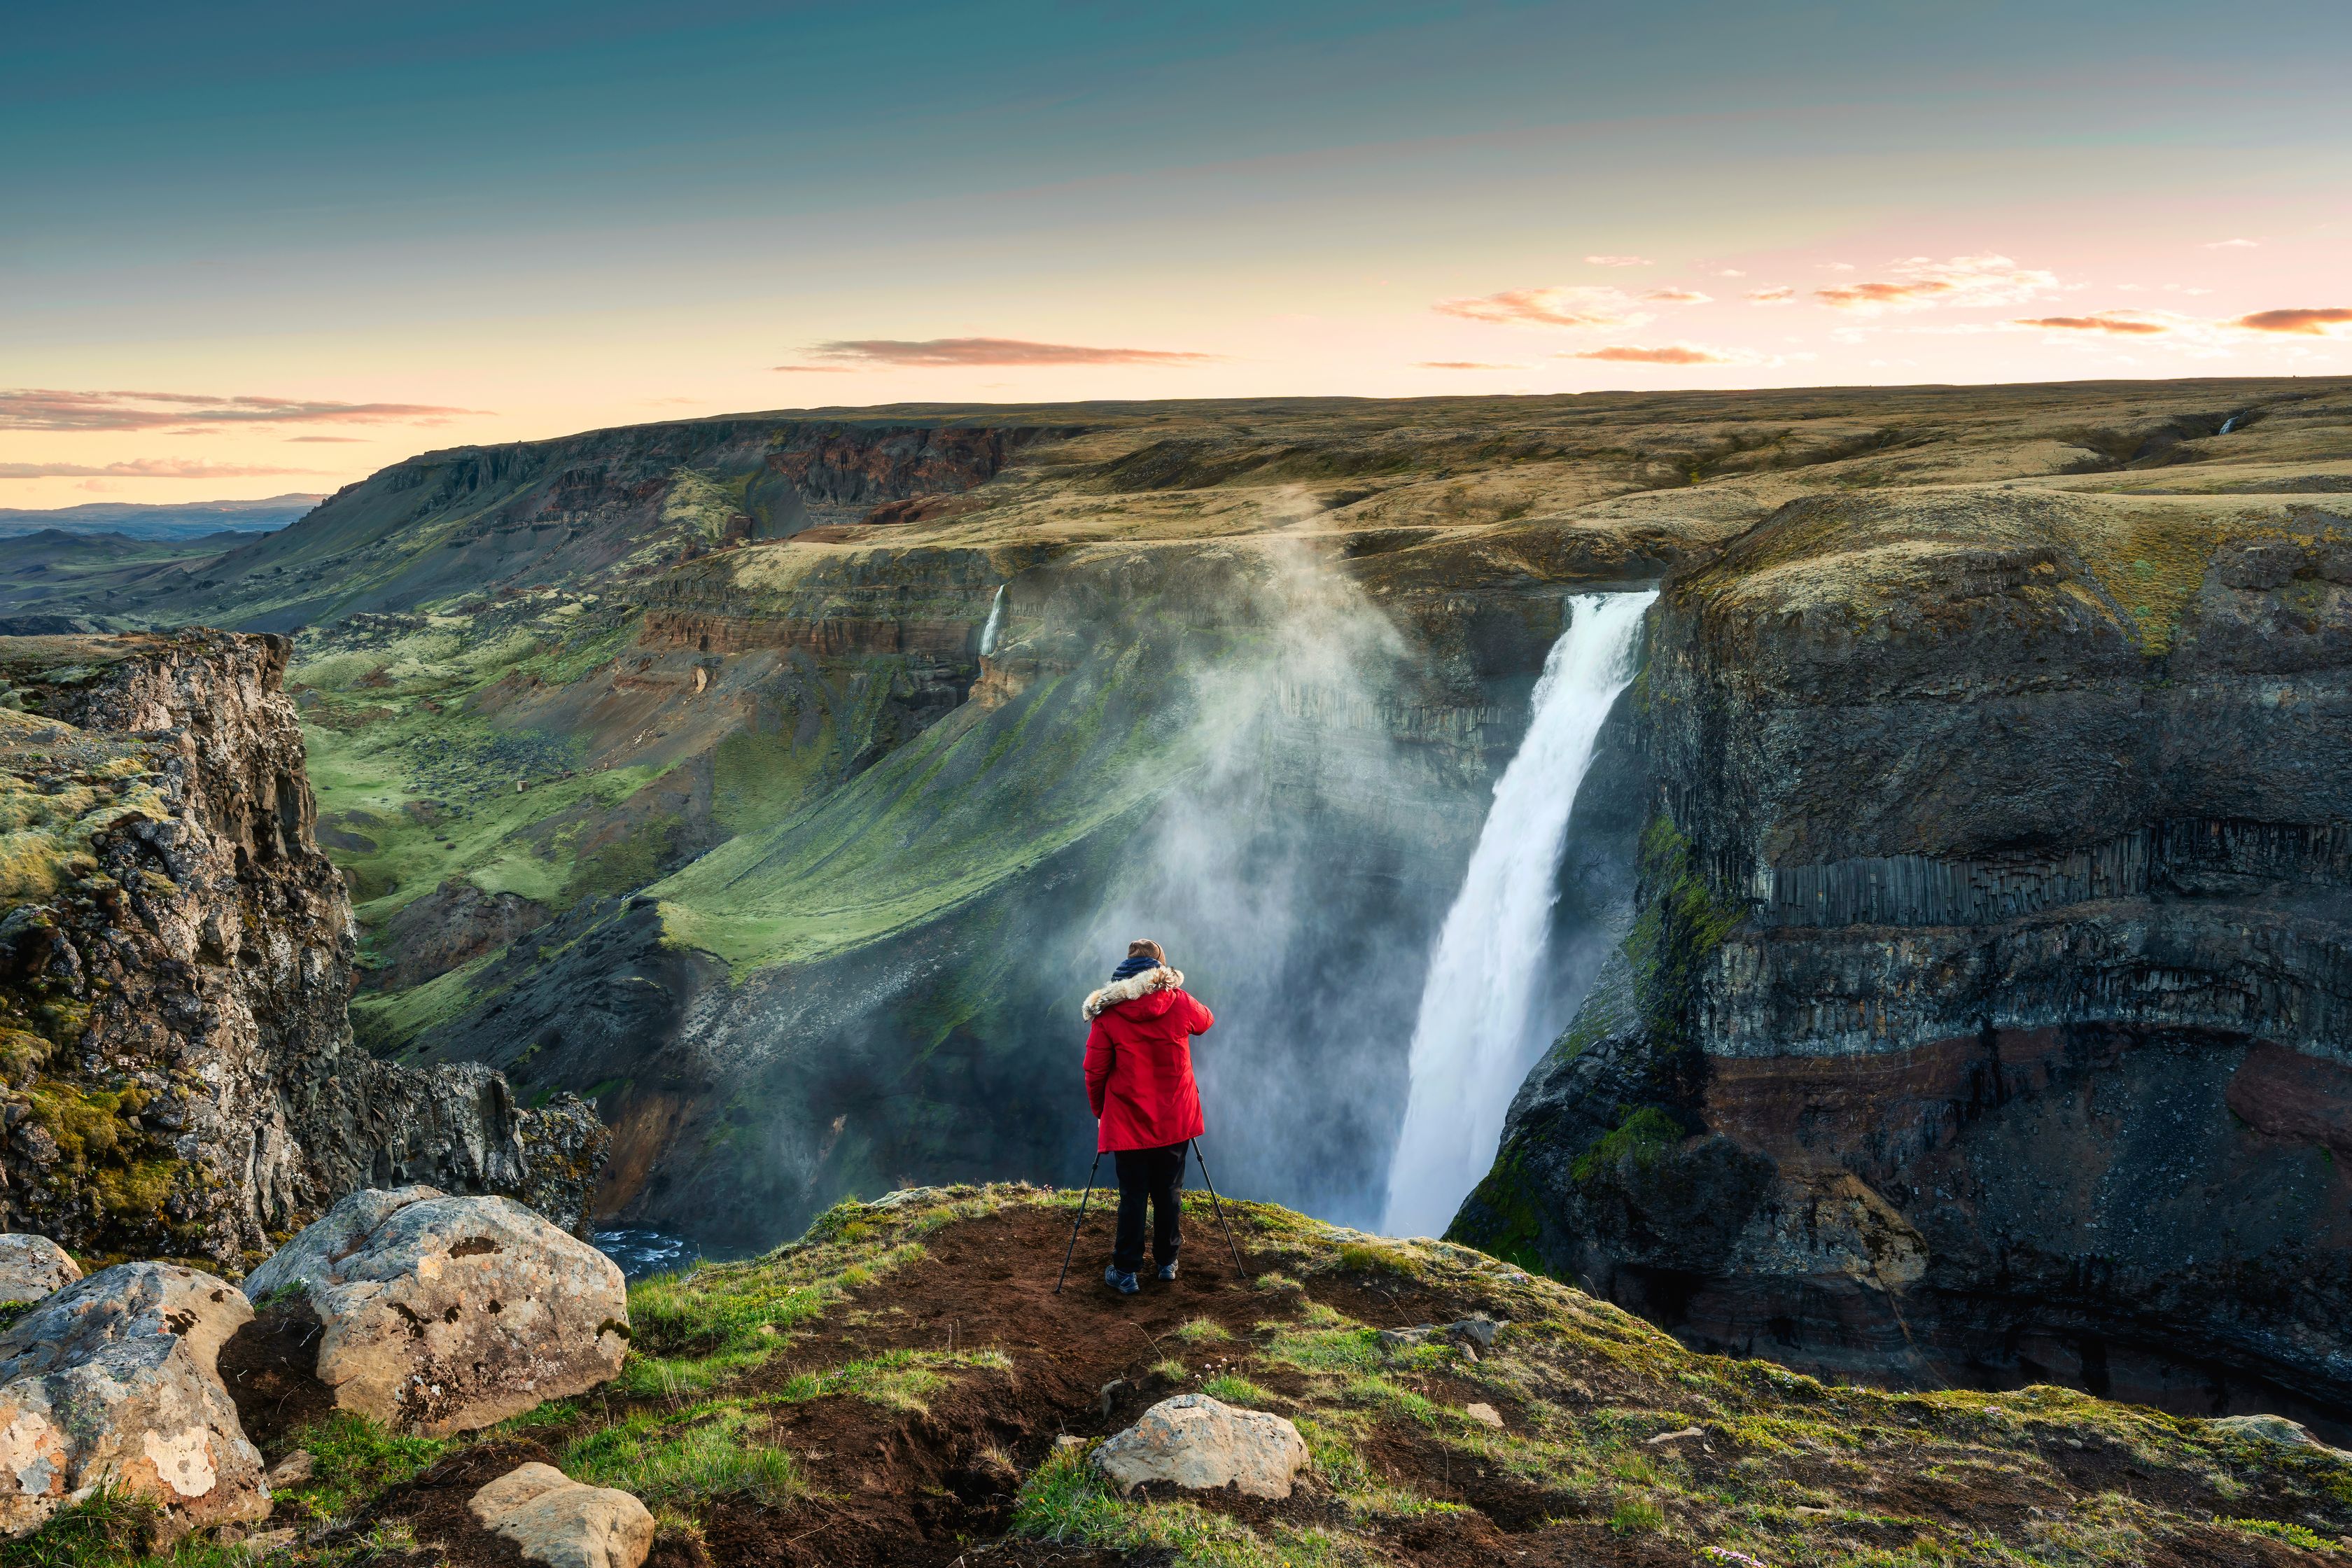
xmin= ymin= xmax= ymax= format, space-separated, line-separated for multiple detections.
xmin=1112 ymin=1142 xmax=1186 ymax=1275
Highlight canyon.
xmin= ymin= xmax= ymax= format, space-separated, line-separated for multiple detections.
xmin=6 ymin=377 xmax=2350 ymax=1435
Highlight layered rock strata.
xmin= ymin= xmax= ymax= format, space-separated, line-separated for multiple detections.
xmin=0 ymin=631 xmax=603 ymax=1266
xmin=1458 ymin=490 xmax=2352 ymax=1424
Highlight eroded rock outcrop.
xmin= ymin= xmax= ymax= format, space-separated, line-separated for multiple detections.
xmin=1459 ymin=489 xmax=2352 ymax=1424
xmin=244 ymin=1185 xmax=629 ymax=1436
xmin=0 ymin=631 xmax=605 ymax=1266
xmin=0 ymin=1261 xmax=266 ymax=1538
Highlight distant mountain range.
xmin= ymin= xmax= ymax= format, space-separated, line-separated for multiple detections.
xmin=0 ymin=493 xmax=321 ymax=540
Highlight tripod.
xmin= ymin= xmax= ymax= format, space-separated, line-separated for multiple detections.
xmin=1053 ymin=1140 xmax=1248 ymax=1292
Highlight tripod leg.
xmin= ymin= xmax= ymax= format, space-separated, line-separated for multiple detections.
xmin=1054 ymin=1152 xmax=1104 ymax=1295
xmin=1190 ymin=1140 xmax=1247 ymax=1280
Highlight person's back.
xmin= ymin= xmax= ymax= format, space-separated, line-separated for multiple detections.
xmin=1082 ymin=939 xmax=1213 ymax=1293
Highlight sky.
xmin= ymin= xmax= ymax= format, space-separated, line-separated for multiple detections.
xmin=4 ymin=0 xmax=2349 ymax=507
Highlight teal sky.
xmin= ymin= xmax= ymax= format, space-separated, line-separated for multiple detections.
xmin=5 ymin=1 xmax=2348 ymax=503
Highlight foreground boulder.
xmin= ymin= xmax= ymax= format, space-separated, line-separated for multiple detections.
xmin=470 ymin=1462 xmax=654 ymax=1568
xmin=0 ymin=1262 xmax=267 ymax=1538
xmin=1092 ymin=1393 xmax=1310 ymax=1499
xmin=243 ymin=1185 xmax=628 ymax=1436
xmin=0 ymin=1235 xmax=78 ymax=1304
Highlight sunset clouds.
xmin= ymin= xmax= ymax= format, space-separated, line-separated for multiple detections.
xmin=1434 ymin=286 xmax=1651 ymax=330
xmin=1565 ymin=344 xmax=1744 ymax=365
xmin=0 ymin=458 xmax=319 ymax=479
xmin=2012 ymin=312 xmax=2175 ymax=336
xmin=2005 ymin=306 xmax=2352 ymax=340
xmin=2234 ymin=308 xmax=2352 ymax=335
xmin=0 ymin=389 xmax=482 ymax=432
xmin=1814 ymin=255 xmax=2060 ymax=313
xmin=782 ymin=337 xmax=1221 ymax=368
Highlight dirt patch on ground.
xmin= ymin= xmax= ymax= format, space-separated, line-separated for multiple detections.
xmin=525 ymin=1205 xmax=1774 ymax=1566
xmin=220 ymin=1298 xmax=336 ymax=1446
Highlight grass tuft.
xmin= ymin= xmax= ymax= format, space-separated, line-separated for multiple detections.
xmin=563 ymin=1404 xmax=802 ymax=1507
xmin=279 ymin=1411 xmax=450 ymax=1522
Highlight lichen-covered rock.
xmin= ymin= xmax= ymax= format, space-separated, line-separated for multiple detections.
xmin=244 ymin=1185 xmax=628 ymax=1436
xmin=0 ymin=1261 xmax=265 ymax=1539
xmin=469 ymin=1461 xmax=653 ymax=1568
xmin=1092 ymin=1393 xmax=1309 ymax=1499
xmin=0 ymin=631 xmax=607 ymax=1266
xmin=0 ymin=1234 xmax=78 ymax=1304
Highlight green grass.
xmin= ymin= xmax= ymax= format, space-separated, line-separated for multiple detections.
xmin=563 ymin=1403 xmax=802 ymax=1507
xmin=276 ymin=1410 xmax=451 ymax=1522
xmin=0 ymin=1490 xmax=252 ymax=1568
xmin=1011 ymin=1441 xmax=1368 ymax=1567
xmin=108 ymin=1182 xmax=2352 ymax=1568
xmin=1609 ymin=1497 xmax=1666 ymax=1535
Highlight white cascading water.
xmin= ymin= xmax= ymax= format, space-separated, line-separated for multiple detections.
xmin=978 ymin=584 xmax=1007 ymax=656
xmin=1381 ymin=589 xmax=1657 ymax=1238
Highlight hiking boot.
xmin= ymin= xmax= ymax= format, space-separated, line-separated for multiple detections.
xmin=1155 ymin=1260 xmax=1179 ymax=1282
xmin=1103 ymin=1266 xmax=1140 ymax=1295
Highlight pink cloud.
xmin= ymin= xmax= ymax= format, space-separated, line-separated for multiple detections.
xmin=2204 ymin=238 xmax=2261 ymax=249
xmin=287 ymin=435 xmax=368 ymax=443
xmin=1585 ymin=255 xmax=1651 ymax=267
xmin=1416 ymin=360 xmax=1526 ymax=370
xmin=1564 ymin=343 xmax=1744 ymax=365
xmin=1816 ymin=255 xmax=2061 ymax=313
xmin=0 ymin=389 xmax=485 ymax=432
xmin=1643 ymin=288 xmax=1713 ymax=304
xmin=0 ymin=458 xmax=322 ymax=479
xmin=797 ymin=337 xmax=1221 ymax=367
xmin=2234 ymin=307 xmax=2352 ymax=335
xmin=1746 ymin=287 xmax=1797 ymax=306
xmin=2012 ymin=311 xmax=2174 ymax=336
xmin=1434 ymin=286 xmax=1649 ymax=329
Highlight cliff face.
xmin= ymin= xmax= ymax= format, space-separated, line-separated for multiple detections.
xmin=0 ymin=630 xmax=602 ymax=1267
xmin=1457 ymin=484 xmax=2352 ymax=1426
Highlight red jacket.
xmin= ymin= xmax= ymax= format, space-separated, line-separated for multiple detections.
xmin=1082 ymin=966 xmax=1214 ymax=1153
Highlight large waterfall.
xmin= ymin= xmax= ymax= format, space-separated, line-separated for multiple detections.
xmin=1381 ymin=589 xmax=1656 ymax=1238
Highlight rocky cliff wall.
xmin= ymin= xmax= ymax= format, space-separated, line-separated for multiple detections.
xmin=1456 ymin=489 xmax=2352 ymax=1426
xmin=0 ymin=631 xmax=603 ymax=1267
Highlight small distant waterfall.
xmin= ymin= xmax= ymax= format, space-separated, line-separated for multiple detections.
xmin=979 ymin=585 xmax=1006 ymax=657
xmin=2219 ymin=414 xmax=2240 ymax=435
xmin=1381 ymin=589 xmax=1656 ymax=1238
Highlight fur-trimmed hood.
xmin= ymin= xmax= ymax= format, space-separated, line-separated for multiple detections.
xmin=1081 ymin=965 xmax=1184 ymax=1022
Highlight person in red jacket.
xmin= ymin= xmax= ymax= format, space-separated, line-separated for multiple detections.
xmin=1082 ymin=938 xmax=1214 ymax=1294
